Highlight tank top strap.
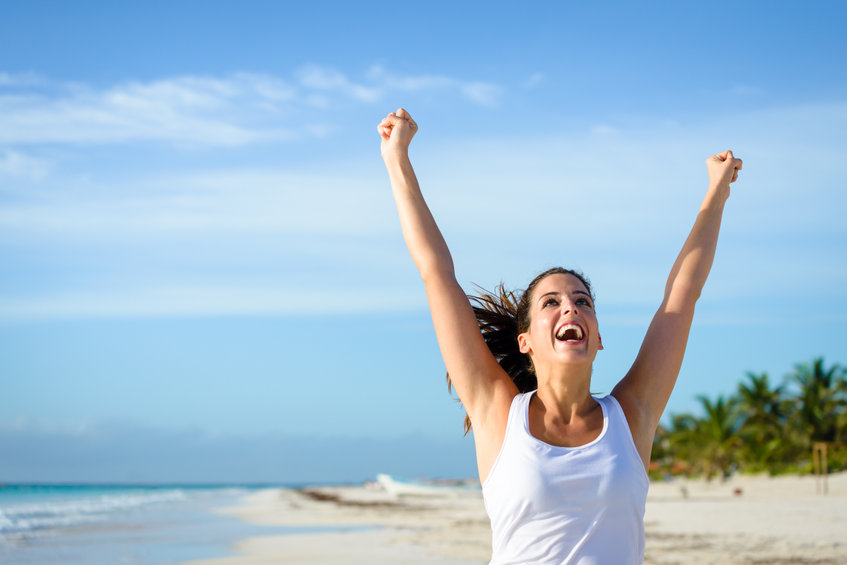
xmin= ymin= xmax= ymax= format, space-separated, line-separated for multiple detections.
xmin=503 ymin=391 xmax=533 ymax=444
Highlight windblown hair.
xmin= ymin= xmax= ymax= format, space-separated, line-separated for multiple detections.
xmin=448 ymin=267 xmax=593 ymax=434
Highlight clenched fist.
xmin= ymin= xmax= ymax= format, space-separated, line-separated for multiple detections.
xmin=378 ymin=108 xmax=418 ymax=159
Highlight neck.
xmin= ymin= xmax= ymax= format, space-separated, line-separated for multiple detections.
xmin=533 ymin=363 xmax=595 ymax=424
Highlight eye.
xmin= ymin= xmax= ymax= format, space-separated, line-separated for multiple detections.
xmin=543 ymin=298 xmax=558 ymax=307
xmin=576 ymin=297 xmax=593 ymax=308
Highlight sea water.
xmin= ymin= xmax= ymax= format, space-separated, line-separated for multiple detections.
xmin=0 ymin=484 xmax=310 ymax=565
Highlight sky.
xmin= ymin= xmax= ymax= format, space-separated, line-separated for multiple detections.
xmin=1 ymin=1 xmax=846 ymax=483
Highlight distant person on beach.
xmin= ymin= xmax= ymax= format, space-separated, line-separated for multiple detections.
xmin=378 ymin=108 xmax=741 ymax=565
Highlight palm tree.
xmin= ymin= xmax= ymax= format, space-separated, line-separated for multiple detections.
xmin=659 ymin=359 xmax=847 ymax=476
xmin=695 ymin=395 xmax=744 ymax=479
xmin=788 ymin=358 xmax=847 ymax=445
xmin=662 ymin=413 xmax=700 ymax=476
xmin=736 ymin=372 xmax=794 ymax=472
xmin=667 ymin=396 xmax=742 ymax=480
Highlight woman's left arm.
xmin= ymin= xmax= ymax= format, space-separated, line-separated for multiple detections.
xmin=613 ymin=150 xmax=742 ymax=465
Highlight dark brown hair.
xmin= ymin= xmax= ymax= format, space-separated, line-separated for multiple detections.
xmin=448 ymin=267 xmax=593 ymax=434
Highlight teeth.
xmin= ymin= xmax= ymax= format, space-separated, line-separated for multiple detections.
xmin=556 ymin=324 xmax=584 ymax=341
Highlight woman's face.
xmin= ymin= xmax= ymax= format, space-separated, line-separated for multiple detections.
xmin=517 ymin=273 xmax=603 ymax=371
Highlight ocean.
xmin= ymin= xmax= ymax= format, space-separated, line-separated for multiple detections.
xmin=0 ymin=484 xmax=311 ymax=565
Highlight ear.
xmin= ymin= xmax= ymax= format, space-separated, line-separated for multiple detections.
xmin=598 ymin=334 xmax=604 ymax=351
xmin=518 ymin=332 xmax=531 ymax=354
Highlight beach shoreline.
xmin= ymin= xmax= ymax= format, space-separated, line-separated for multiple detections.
xmin=182 ymin=473 xmax=847 ymax=565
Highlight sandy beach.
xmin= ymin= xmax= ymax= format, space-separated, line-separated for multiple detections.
xmin=183 ymin=473 xmax=847 ymax=565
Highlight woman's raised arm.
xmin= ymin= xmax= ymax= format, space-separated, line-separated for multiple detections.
xmin=613 ymin=150 xmax=743 ymax=466
xmin=379 ymin=109 xmax=516 ymax=459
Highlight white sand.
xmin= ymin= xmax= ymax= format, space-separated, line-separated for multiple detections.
xmin=644 ymin=473 xmax=847 ymax=563
xmin=183 ymin=473 xmax=847 ymax=565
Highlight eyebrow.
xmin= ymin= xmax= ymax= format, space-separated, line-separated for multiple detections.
xmin=538 ymin=290 xmax=593 ymax=302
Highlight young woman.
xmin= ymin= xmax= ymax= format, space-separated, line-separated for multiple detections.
xmin=378 ymin=108 xmax=741 ymax=564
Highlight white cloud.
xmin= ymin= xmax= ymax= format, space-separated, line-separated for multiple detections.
xmin=0 ymin=71 xmax=44 ymax=86
xmin=730 ymin=84 xmax=763 ymax=96
xmin=0 ymin=168 xmax=397 ymax=237
xmin=0 ymin=74 xmax=299 ymax=146
xmin=460 ymin=82 xmax=501 ymax=106
xmin=412 ymin=100 xmax=847 ymax=308
xmin=0 ymin=67 xmax=503 ymax=148
xmin=0 ymin=284 xmax=422 ymax=320
xmin=366 ymin=65 xmax=502 ymax=106
xmin=2 ymin=99 xmax=843 ymax=321
xmin=366 ymin=67 xmax=454 ymax=90
xmin=523 ymin=72 xmax=544 ymax=88
xmin=297 ymin=65 xmax=381 ymax=102
xmin=590 ymin=124 xmax=620 ymax=136
xmin=0 ymin=150 xmax=51 ymax=180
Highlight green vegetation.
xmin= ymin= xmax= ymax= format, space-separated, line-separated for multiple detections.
xmin=650 ymin=358 xmax=847 ymax=480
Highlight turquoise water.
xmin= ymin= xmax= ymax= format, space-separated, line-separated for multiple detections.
xmin=0 ymin=484 xmax=326 ymax=564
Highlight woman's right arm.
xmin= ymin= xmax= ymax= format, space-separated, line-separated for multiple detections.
xmin=378 ymin=109 xmax=516 ymax=445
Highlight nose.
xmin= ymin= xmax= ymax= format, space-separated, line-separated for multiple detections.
xmin=560 ymin=298 xmax=577 ymax=315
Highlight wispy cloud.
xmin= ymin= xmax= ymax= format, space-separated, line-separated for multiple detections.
xmin=590 ymin=124 xmax=621 ymax=136
xmin=522 ymin=72 xmax=544 ymax=89
xmin=0 ymin=150 xmax=51 ymax=180
xmin=297 ymin=65 xmax=382 ymax=102
xmin=0 ymin=67 xmax=504 ymax=148
xmin=0 ymin=71 xmax=45 ymax=87
xmin=0 ymin=73 xmax=298 ymax=146
xmin=730 ymin=84 xmax=763 ymax=96
xmin=1 ymin=90 xmax=844 ymax=321
xmin=460 ymin=82 xmax=501 ymax=106
xmin=366 ymin=65 xmax=503 ymax=106
xmin=0 ymin=285 xmax=422 ymax=320
xmin=0 ymin=168 xmax=397 ymax=236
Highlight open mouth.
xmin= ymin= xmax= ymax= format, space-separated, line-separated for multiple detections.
xmin=555 ymin=323 xmax=585 ymax=343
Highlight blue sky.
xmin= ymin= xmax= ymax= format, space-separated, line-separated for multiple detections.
xmin=1 ymin=1 xmax=846 ymax=483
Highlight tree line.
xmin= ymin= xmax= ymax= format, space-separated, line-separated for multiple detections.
xmin=650 ymin=358 xmax=847 ymax=479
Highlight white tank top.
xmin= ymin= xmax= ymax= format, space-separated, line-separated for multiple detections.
xmin=482 ymin=391 xmax=648 ymax=565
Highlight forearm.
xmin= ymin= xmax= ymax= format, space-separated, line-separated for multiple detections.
xmin=615 ymin=153 xmax=740 ymax=441
xmin=383 ymin=150 xmax=455 ymax=282
xmin=662 ymin=183 xmax=729 ymax=310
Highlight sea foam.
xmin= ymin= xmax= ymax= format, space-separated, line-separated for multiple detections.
xmin=0 ymin=486 xmax=189 ymax=539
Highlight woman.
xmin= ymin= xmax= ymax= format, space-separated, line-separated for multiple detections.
xmin=378 ymin=108 xmax=741 ymax=564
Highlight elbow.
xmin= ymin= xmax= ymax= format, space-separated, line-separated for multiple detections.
xmin=662 ymin=282 xmax=702 ymax=314
xmin=418 ymin=254 xmax=456 ymax=285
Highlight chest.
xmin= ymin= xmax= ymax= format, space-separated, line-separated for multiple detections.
xmin=516 ymin=442 xmax=640 ymax=515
